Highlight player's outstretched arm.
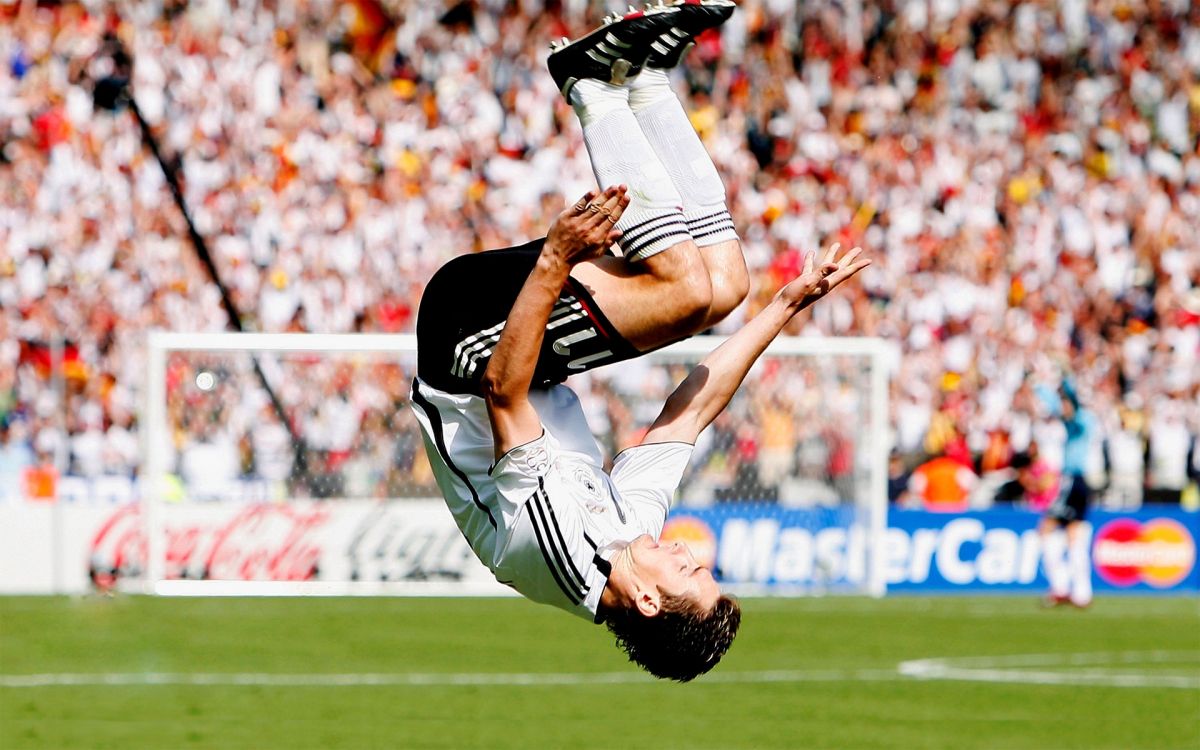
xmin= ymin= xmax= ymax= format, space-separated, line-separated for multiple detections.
xmin=481 ymin=186 xmax=630 ymax=459
xmin=641 ymin=243 xmax=870 ymax=445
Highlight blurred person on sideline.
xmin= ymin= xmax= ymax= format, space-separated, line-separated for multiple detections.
xmin=1039 ymin=381 xmax=1097 ymax=609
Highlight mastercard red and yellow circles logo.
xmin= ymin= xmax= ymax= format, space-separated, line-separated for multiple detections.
xmin=1093 ymin=518 xmax=1196 ymax=588
xmin=660 ymin=516 xmax=718 ymax=569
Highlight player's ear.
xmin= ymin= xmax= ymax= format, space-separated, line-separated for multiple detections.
xmin=635 ymin=586 xmax=660 ymax=618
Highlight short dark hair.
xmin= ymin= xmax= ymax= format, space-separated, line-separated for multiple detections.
xmin=604 ymin=592 xmax=741 ymax=682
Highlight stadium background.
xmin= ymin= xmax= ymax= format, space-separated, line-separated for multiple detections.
xmin=1 ymin=0 xmax=1198 ymax=748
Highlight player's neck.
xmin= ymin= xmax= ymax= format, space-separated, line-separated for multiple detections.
xmin=597 ymin=544 xmax=637 ymax=620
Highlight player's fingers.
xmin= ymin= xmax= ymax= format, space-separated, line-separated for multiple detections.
xmin=586 ymin=185 xmax=617 ymax=207
xmin=573 ymin=191 xmax=597 ymax=213
xmin=608 ymin=191 xmax=631 ymax=223
xmin=587 ymin=189 xmax=625 ymax=229
xmin=602 ymin=187 xmax=626 ymax=213
xmin=829 ymin=258 xmax=872 ymax=285
xmin=803 ymin=250 xmax=815 ymax=276
xmin=823 ymin=241 xmax=841 ymax=265
xmin=820 ymin=262 xmax=838 ymax=277
xmin=581 ymin=201 xmax=609 ymax=228
xmin=838 ymin=246 xmax=863 ymax=268
xmin=605 ymin=205 xmax=625 ymax=229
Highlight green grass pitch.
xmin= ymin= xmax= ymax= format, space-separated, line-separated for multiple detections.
xmin=2 ymin=595 xmax=1197 ymax=750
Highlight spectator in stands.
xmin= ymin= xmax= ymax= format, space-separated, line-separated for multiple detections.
xmin=0 ymin=421 xmax=35 ymax=502
xmin=886 ymin=451 xmax=911 ymax=505
xmin=907 ymin=449 xmax=978 ymax=513
xmin=1007 ymin=447 xmax=1060 ymax=513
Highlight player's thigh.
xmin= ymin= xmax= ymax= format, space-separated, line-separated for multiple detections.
xmin=570 ymin=242 xmax=712 ymax=351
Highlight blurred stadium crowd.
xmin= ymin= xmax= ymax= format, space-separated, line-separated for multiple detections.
xmin=1 ymin=0 xmax=1197 ymax=508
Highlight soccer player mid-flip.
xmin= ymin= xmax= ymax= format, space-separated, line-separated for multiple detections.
xmin=411 ymin=2 xmax=869 ymax=681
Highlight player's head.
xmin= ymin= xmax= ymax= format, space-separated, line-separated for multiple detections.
xmin=600 ymin=535 xmax=741 ymax=682
xmin=1010 ymin=451 xmax=1035 ymax=486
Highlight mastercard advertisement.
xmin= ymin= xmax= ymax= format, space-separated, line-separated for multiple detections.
xmin=662 ymin=506 xmax=1200 ymax=594
xmin=1093 ymin=518 xmax=1197 ymax=589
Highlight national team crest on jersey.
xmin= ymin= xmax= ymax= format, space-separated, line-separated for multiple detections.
xmin=573 ymin=465 xmax=607 ymax=515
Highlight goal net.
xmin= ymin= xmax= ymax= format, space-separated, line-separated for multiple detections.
xmin=125 ymin=332 xmax=890 ymax=597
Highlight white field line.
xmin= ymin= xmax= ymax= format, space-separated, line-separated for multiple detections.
xmin=899 ymin=663 xmax=1200 ymax=689
xmin=919 ymin=650 xmax=1200 ymax=668
xmin=898 ymin=651 xmax=1200 ymax=690
xmin=0 ymin=669 xmax=898 ymax=689
xmin=3 ymin=652 xmax=1198 ymax=689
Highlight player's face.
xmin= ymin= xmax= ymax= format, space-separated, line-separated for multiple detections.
xmin=628 ymin=534 xmax=721 ymax=610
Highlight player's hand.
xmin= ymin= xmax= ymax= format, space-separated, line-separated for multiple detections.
xmin=543 ymin=185 xmax=630 ymax=268
xmin=777 ymin=242 xmax=870 ymax=312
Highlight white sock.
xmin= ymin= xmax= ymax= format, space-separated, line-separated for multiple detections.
xmin=1042 ymin=531 xmax=1069 ymax=598
xmin=571 ymin=79 xmax=690 ymax=262
xmin=627 ymin=68 xmax=737 ymax=247
xmin=1068 ymin=524 xmax=1093 ymax=606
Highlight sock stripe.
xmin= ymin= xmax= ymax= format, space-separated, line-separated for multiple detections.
xmin=686 ymin=213 xmax=734 ymax=232
xmin=691 ymin=224 xmax=736 ymax=241
xmin=623 ymin=227 xmax=690 ymax=256
xmin=621 ymin=217 xmax=688 ymax=245
xmin=691 ymin=220 xmax=734 ymax=238
xmin=625 ymin=227 xmax=690 ymax=254
xmin=686 ymin=208 xmax=732 ymax=223
xmin=620 ymin=212 xmax=686 ymax=238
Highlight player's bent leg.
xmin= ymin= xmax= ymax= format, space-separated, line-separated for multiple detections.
xmin=626 ymin=61 xmax=746 ymax=327
xmin=570 ymin=238 xmax=713 ymax=351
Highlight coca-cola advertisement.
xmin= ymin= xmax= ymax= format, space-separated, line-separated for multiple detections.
xmin=0 ymin=500 xmax=505 ymax=595
xmin=89 ymin=504 xmax=329 ymax=588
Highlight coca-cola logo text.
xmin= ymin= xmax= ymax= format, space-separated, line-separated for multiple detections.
xmin=89 ymin=503 xmax=329 ymax=587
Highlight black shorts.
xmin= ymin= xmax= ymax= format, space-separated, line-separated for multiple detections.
xmin=1046 ymin=474 xmax=1090 ymax=524
xmin=415 ymin=239 xmax=638 ymax=395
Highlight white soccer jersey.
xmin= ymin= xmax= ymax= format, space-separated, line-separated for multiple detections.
xmin=410 ymin=377 xmax=692 ymax=620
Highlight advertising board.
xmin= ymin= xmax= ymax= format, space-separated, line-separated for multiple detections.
xmin=0 ymin=500 xmax=506 ymax=595
xmin=661 ymin=506 xmax=1199 ymax=594
xmin=1 ymin=501 xmax=1196 ymax=595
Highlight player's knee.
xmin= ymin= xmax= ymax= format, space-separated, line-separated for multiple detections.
xmin=708 ymin=249 xmax=749 ymax=321
xmin=679 ymin=269 xmax=714 ymax=329
xmin=641 ymin=240 xmax=714 ymax=333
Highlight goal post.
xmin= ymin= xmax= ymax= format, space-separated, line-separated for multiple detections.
xmin=135 ymin=331 xmax=893 ymax=597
